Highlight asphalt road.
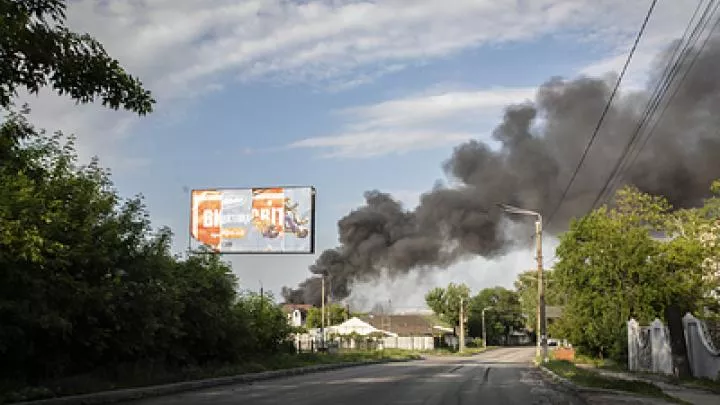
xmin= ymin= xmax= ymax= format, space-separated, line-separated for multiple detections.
xmin=130 ymin=347 xmax=584 ymax=405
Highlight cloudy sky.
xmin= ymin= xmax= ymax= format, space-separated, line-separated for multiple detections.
xmin=22 ymin=0 xmax=701 ymax=309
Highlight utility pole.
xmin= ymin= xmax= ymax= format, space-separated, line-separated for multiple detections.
xmin=259 ymin=280 xmax=264 ymax=328
xmin=497 ymin=203 xmax=547 ymax=363
xmin=459 ymin=297 xmax=466 ymax=352
xmin=482 ymin=306 xmax=491 ymax=348
xmin=536 ymin=218 xmax=548 ymax=363
xmin=388 ymin=299 xmax=392 ymax=333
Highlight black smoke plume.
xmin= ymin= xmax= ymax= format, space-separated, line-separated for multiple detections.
xmin=282 ymin=34 xmax=720 ymax=306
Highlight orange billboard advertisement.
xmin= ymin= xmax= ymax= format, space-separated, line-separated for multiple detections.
xmin=251 ymin=188 xmax=285 ymax=236
xmin=191 ymin=190 xmax=223 ymax=250
xmin=190 ymin=187 xmax=315 ymax=254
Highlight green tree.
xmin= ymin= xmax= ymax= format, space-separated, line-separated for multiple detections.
xmin=0 ymin=3 xmax=297 ymax=392
xmin=553 ymin=185 xmax=715 ymax=364
xmin=0 ymin=111 xmax=292 ymax=387
xmin=513 ymin=269 xmax=563 ymax=333
xmin=0 ymin=0 xmax=154 ymax=114
xmin=554 ymin=206 xmax=662 ymax=359
xmin=468 ymin=287 xmax=524 ymax=345
xmin=236 ymin=291 xmax=294 ymax=354
xmin=425 ymin=283 xmax=471 ymax=329
xmin=305 ymin=303 xmax=349 ymax=328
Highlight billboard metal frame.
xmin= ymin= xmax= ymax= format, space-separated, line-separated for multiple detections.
xmin=188 ymin=185 xmax=316 ymax=255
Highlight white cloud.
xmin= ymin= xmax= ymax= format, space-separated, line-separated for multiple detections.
xmin=288 ymin=86 xmax=536 ymax=157
xmin=15 ymin=90 xmax=148 ymax=171
xmin=577 ymin=0 xmax=703 ymax=89
xmin=14 ymin=0 xmax=698 ymax=166
xmin=289 ymin=130 xmax=476 ymax=158
xmin=284 ymin=0 xmax=703 ymax=159
xmin=58 ymin=0 xmax=698 ymax=99
xmin=341 ymin=87 xmax=537 ymax=131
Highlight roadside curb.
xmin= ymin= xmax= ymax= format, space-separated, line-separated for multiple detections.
xmin=15 ymin=358 xmax=416 ymax=405
xmin=537 ymin=364 xmax=687 ymax=404
xmin=538 ymin=363 xmax=584 ymax=394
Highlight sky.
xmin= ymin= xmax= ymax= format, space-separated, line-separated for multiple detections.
xmin=20 ymin=0 xmax=703 ymax=310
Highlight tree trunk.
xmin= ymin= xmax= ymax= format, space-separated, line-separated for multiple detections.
xmin=665 ymin=304 xmax=691 ymax=378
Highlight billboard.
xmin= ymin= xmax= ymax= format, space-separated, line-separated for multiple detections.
xmin=190 ymin=186 xmax=315 ymax=254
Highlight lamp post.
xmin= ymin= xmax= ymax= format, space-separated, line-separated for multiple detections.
xmin=482 ymin=306 xmax=493 ymax=348
xmin=459 ymin=296 xmax=466 ymax=353
xmin=498 ymin=203 xmax=547 ymax=363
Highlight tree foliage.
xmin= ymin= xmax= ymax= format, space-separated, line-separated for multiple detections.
xmin=0 ymin=0 xmax=154 ymax=114
xmin=425 ymin=283 xmax=470 ymax=328
xmin=0 ymin=3 xmax=293 ymax=393
xmin=305 ymin=304 xmax=349 ymax=328
xmin=513 ymin=269 xmax=563 ymax=332
xmin=0 ymin=112 xmax=291 ymax=386
xmin=467 ymin=287 xmax=524 ymax=345
xmin=553 ymin=185 xmax=718 ymax=360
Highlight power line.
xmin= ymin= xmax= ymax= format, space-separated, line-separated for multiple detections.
xmin=546 ymin=1 xmax=719 ymax=268
xmin=544 ymin=0 xmax=659 ymax=229
xmin=527 ymin=1 xmax=717 ymax=268
xmin=592 ymin=0 xmax=718 ymax=207
xmin=590 ymin=0 xmax=720 ymax=209
xmin=594 ymin=2 xmax=720 ymax=207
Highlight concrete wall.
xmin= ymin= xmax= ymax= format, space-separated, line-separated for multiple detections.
xmin=628 ymin=318 xmax=673 ymax=375
xmin=629 ymin=315 xmax=720 ymax=380
xmin=381 ymin=336 xmax=434 ymax=351
xmin=683 ymin=313 xmax=720 ymax=380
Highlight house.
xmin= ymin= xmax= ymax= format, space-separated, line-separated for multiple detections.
xmin=359 ymin=313 xmax=442 ymax=337
xmin=545 ymin=305 xmax=564 ymax=340
xmin=326 ymin=317 xmax=395 ymax=337
xmin=546 ymin=305 xmax=563 ymax=324
xmin=282 ymin=304 xmax=313 ymax=327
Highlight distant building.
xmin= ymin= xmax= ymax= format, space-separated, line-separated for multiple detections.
xmin=359 ymin=313 xmax=447 ymax=337
xmin=546 ymin=305 xmax=564 ymax=338
xmin=326 ymin=317 xmax=395 ymax=337
xmin=546 ymin=305 xmax=563 ymax=322
xmin=282 ymin=304 xmax=313 ymax=327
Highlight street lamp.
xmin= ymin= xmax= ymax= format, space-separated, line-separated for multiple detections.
xmin=497 ymin=203 xmax=548 ymax=363
xmin=482 ymin=306 xmax=493 ymax=348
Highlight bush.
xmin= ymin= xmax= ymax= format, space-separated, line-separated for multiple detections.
xmin=0 ymin=113 xmax=292 ymax=391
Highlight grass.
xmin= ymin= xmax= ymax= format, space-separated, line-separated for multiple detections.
xmin=544 ymin=360 xmax=677 ymax=401
xmin=677 ymin=375 xmax=720 ymax=394
xmin=570 ymin=353 xmax=720 ymax=394
xmin=0 ymin=350 xmax=421 ymax=404
xmin=543 ymin=349 xmax=719 ymax=403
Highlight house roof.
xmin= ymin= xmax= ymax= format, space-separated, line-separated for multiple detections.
xmin=326 ymin=317 xmax=395 ymax=336
xmin=546 ymin=306 xmax=564 ymax=319
xmin=281 ymin=304 xmax=314 ymax=313
xmin=360 ymin=314 xmax=436 ymax=336
xmin=339 ymin=317 xmax=374 ymax=328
